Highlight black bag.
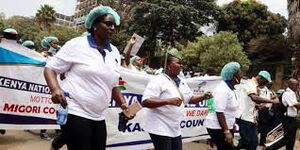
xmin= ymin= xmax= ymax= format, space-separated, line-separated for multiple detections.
xmin=271 ymin=90 xmax=287 ymax=119
xmin=118 ymin=112 xmax=128 ymax=132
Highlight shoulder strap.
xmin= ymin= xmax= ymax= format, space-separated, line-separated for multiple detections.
xmin=162 ymin=74 xmax=184 ymax=101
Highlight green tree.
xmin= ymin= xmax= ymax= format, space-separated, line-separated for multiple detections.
xmin=5 ymin=16 xmax=40 ymax=41
xmin=112 ymin=30 xmax=131 ymax=52
xmin=247 ymin=35 xmax=292 ymax=89
xmin=182 ymin=31 xmax=251 ymax=73
xmin=0 ymin=13 xmax=6 ymax=31
xmin=35 ymin=4 xmax=56 ymax=31
xmin=33 ymin=25 xmax=82 ymax=51
xmin=128 ymin=0 xmax=219 ymax=57
xmin=217 ymin=0 xmax=287 ymax=44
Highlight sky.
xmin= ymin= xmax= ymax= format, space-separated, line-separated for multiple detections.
xmin=0 ymin=0 xmax=76 ymax=17
xmin=0 ymin=0 xmax=288 ymax=19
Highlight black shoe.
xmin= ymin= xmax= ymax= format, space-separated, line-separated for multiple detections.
xmin=0 ymin=129 xmax=6 ymax=135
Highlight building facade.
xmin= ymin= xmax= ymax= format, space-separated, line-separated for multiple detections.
xmin=55 ymin=0 xmax=101 ymax=27
xmin=287 ymin=0 xmax=300 ymax=79
xmin=55 ymin=13 xmax=74 ymax=27
xmin=74 ymin=0 xmax=101 ymax=26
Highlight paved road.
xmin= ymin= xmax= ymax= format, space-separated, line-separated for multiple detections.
xmin=0 ymin=130 xmax=299 ymax=150
xmin=0 ymin=130 xmax=213 ymax=150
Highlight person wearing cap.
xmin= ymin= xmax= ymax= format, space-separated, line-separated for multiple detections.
xmin=142 ymin=54 xmax=211 ymax=150
xmin=205 ymin=62 xmax=243 ymax=150
xmin=22 ymin=40 xmax=35 ymax=50
xmin=123 ymin=36 xmax=145 ymax=71
xmin=40 ymin=36 xmax=61 ymax=57
xmin=257 ymin=82 xmax=277 ymax=146
xmin=0 ymin=28 xmax=19 ymax=41
xmin=21 ymin=39 xmax=52 ymax=140
xmin=0 ymin=28 xmax=20 ymax=136
xmin=236 ymin=70 xmax=279 ymax=150
xmin=44 ymin=5 xmax=130 ymax=150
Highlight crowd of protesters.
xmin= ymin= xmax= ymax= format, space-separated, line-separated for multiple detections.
xmin=1 ymin=5 xmax=300 ymax=150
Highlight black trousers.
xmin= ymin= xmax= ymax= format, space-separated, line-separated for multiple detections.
xmin=236 ymin=119 xmax=258 ymax=150
xmin=206 ymin=128 xmax=235 ymax=150
xmin=63 ymin=114 xmax=107 ymax=150
xmin=149 ymin=133 xmax=182 ymax=150
xmin=283 ymin=117 xmax=297 ymax=150
xmin=52 ymin=125 xmax=67 ymax=149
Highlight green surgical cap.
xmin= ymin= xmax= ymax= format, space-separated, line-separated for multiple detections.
xmin=130 ymin=56 xmax=140 ymax=64
xmin=220 ymin=62 xmax=241 ymax=81
xmin=41 ymin=36 xmax=58 ymax=49
xmin=22 ymin=40 xmax=35 ymax=47
xmin=4 ymin=28 xmax=18 ymax=34
xmin=85 ymin=5 xmax=120 ymax=29
xmin=168 ymin=48 xmax=182 ymax=59
xmin=258 ymin=70 xmax=272 ymax=83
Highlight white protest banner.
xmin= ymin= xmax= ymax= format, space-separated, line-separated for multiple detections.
xmin=0 ymin=39 xmax=222 ymax=149
xmin=123 ymin=33 xmax=145 ymax=56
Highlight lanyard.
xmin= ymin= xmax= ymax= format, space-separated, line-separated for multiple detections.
xmin=163 ymin=74 xmax=184 ymax=101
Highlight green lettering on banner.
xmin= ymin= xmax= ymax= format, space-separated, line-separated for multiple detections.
xmin=207 ymin=98 xmax=216 ymax=113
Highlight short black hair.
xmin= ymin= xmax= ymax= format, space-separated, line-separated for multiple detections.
xmin=161 ymin=54 xmax=179 ymax=68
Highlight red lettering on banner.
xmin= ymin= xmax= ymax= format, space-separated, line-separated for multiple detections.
xmin=196 ymin=109 xmax=208 ymax=116
xmin=3 ymin=103 xmax=14 ymax=112
xmin=3 ymin=103 xmax=41 ymax=114
xmin=186 ymin=110 xmax=196 ymax=116
xmin=30 ymin=95 xmax=52 ymax=104
xmin=43 ymin=107 xmax=56 ymax=114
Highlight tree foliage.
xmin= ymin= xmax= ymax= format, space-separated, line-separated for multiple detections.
xmin=182 ymin=31 xmax=251 ymax=73
xmin=217 ymin=0 xmax=287 ymax=44
xmin=247 ymin=35 xmax=292 ymax=74
xmin=128 ymin=0 xmax=219 ymax=57
xmin=0 ymin=13 xmax=6 ymax=31
xmin=35 ymin=4 xmax=57 ymax=31
xmin=1 ymin=14 xmax=83 ymax=52
xmin=248 ymin=35 xmax=291 ymax=62
xmin=5 ymin=16 xmax=41 ymax=41
xmin=112 ymin=30 xmax=131 ymax=53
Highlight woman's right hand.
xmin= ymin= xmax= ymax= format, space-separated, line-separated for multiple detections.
xmin=167 ymin=98 xmax=183 ymax=106
xmin=51 ymin=88 xmax=67 ymax=108
xmin=224 ymin=132 xmax=233 ymax=145
xmin=129 ymin=36 xmax=137 ymax=46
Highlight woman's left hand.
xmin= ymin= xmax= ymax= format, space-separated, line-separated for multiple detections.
xmin=204 ymin=92 xmax=213 ymax=99
xmin=121 ymin=104 xmax=135 ymax=120
xmin=224 ymin=132 xmax=233 ymax=145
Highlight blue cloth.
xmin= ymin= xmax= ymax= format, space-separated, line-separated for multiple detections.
xmin=172 ymin=77 xmax=181 ymax=87
xmin=87 ymin=35 xmax=112 ymax=61
xmin=225 ymin=80 xmax=235 ymax=90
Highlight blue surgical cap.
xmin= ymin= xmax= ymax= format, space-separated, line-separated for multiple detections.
xmin=258 ymin=70 xmax=272 ymax=83
xmin=130 ymin=56 xmax=140 ymax=64
xmin=85 ymin=5 xmax=120 ymax=30
xmin=22 ymin=40 xmax=35 ymax=47
xmin=4 ymin=28 xmax=18 ymax=34
xmin=41 ymin=36 xmax=58 ymax=49
xmin=220 ymin=62 xmax=241 ymax=81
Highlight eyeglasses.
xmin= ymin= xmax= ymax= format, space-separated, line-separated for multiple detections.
xmin=101 ymin=21 xmax=116 ymax=28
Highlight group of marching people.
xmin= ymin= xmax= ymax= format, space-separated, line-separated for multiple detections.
xmin=1 ymin=4 xmax=300 ymax=150
xmin=205 ymin=63 xmax=300 ymax=150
